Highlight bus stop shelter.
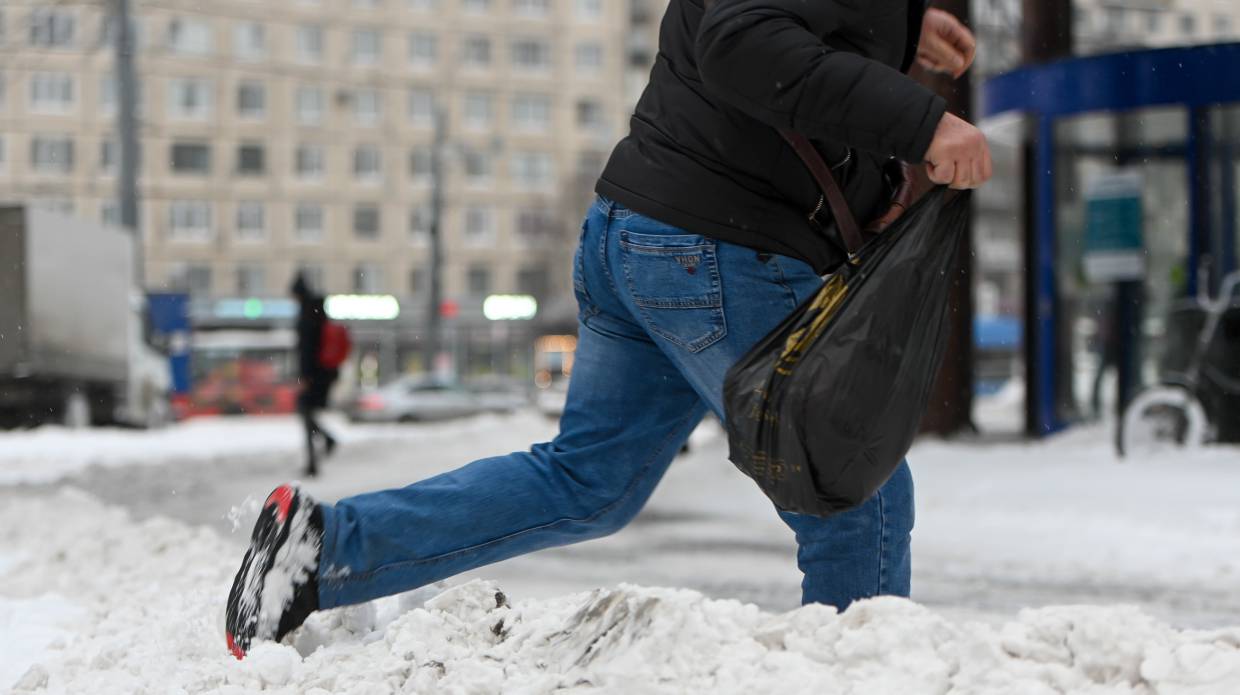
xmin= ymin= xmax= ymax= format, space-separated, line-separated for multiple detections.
xmin=983 ymin=43 xmax=1240 ymax=435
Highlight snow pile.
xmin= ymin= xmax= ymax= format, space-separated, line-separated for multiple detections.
xmin=0 ymin=412 xmax=543 ymax=486
xmin=4 ymin=491 xmax=1240 ymax=693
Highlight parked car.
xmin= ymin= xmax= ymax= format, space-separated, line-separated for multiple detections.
xmin=536 ymin=378 xmax=570 ymax=419
xmin=348 ymin=377 xmax=482 ymax=423
xmin=465 ymin=377 xmax=531 ymax=413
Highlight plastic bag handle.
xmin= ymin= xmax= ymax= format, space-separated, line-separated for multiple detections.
xmin=778 ymin=129 xmax=864 ymax=257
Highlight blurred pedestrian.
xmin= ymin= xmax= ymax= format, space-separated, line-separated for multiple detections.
xmin=226 ymin=0 xmax=991 ymax=658
xmin=291 ymin=274 xmax=338 ymax=478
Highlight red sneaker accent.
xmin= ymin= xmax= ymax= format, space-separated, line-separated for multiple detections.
xmin=265 ymin=485 xmax=294 ymax=524
xmin=226 ymin=631 xmax=245 ymax=660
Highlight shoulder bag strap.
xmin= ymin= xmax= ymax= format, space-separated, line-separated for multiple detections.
xmin=778 ymin=129 xmax=864 ymax=258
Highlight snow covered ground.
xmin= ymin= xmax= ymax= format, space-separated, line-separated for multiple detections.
xmin=3 ymin=406 xmax=1240 ymax=692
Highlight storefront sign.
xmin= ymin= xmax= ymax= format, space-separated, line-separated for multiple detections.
xmin=1083 ymin=172 xmax=1145 ymax=283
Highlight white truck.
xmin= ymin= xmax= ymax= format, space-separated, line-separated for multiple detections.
xmin=0 ymin=205 xmax=171 ymax=428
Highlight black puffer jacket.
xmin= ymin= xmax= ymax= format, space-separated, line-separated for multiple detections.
xmin=596 ymin=0 xmax=946 ymax=273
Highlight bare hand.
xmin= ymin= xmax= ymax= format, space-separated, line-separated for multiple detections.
xmin=924 ymin=112 xmax=992 ymax=190
xmin=917 ymin=9 xmax=976 ymax=78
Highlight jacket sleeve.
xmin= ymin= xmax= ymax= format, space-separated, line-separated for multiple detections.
xmin=695 ymin=0 xmax=946 ymax=163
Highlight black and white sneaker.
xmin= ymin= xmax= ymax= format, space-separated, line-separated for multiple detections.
xmin=225 ymin=484 xmax=323 ymax=660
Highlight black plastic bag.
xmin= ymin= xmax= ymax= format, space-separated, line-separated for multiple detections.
xmin=723 ymin=188 xmax=971 ymax=517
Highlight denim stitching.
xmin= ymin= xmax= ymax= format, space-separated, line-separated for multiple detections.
xmin=768 ymin=256 xmax=800 ymax=312
xmin=323 ymin=395 xmax=704 ymax=589
xmin=876 ymin=487 xmax=888 ymax=595
xmin=618 ymin=240 xmax=726 ymax=352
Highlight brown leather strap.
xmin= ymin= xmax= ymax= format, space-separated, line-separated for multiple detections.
xmin=778 ymin=129 xmax=864 ymax=257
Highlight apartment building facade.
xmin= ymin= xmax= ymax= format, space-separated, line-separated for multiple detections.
xmin=1 ymin=0 xmax=655 ymax=353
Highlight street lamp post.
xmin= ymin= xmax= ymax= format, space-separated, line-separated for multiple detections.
xmin=426 ymin=107 xmax=447 ymax=374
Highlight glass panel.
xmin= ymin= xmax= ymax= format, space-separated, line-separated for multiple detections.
xmin=1054 ymin=107 xmax=1190 ymax=420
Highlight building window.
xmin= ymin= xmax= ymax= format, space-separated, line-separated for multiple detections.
xmin=463 ymin=91 xmax=493 ymax=130
xmin=353 ymin=145 xmax=382 ymax=182
xmin=513 ymin=93 xmax=551 ymax=131
xmin=353 ymin=263 xmax=384 ymax=293
xmin=100 ymin=15 xmax=145 ymax=52
xmin=409 ymin=267 xmax=427 ymax=295
xmin=515 ymin=208 xmax=555 ymax=246
xmin=167 ymin=78 xmax=212 ymax=120
xmin=575 ymin=0 xmax=603 ymax=21
xmin=98 ymin=75 xmax=143 ymax=116
xmin=352 ymin=28 xmax=381 ymax=65
xmin=168 ymin=17 xmax=213 ymax=56
xmin=511 ymin=151 xmax=553 ymax=189
xmin=463 ymin=206 xmax=494 ymax=246
xmin=462 ymin=0 xmax=491 ymax=13
xmin=1104 ymin=7 xmax=1124 ymax=33
xmin=461 ymin=35 xmax=491 ymax=68
xmin=463 ymin=148 xmax=492 ymax=185
xmin=408 ymin=88 xmax=434 ymax=126
xmin=296 ymin=86 xmax=325 ymax=125
xmin=466 ymin=264 xmax=491 ymax=297
xmin=30 ymin=136 xmax=74 ymax=174
xmin=234 ymin=21 xmax=265 ymax=60
xmin=170 ymin=142 xmax=210 ymax=174
xmin=576 ymin=97 xmax=605 ymax=131
xmin=513 ymin=0 xmax=550 ymax=18
xmin=29 ymin=72 xmax=75 ymax=113
xmin=353 ymin=88 xmax=382 ymax=126
xmin=408 ymin=32 xmax=437 ymax=69
xmin=354 ymin=0 xmax=381 ymax=8
xmin=99 ymin=139 xmax=118 ymax=173
xmin=409 ymin=146 xmax=432 ymax=183
xmin=174 ymin=264 xmax=212 ymax=295
xmin=101 ymin=201 xmax=122 ymax=227
xmin=353 ymin=204 xmax=381 ymax=239
xmin=409 ymin=206 xmax=431 ymax=245
xmin=168 ymin=200 xmax=213 ymax=242
xmin=409 ymin=0 xmax=437 ymax=12
xmin=237 ymin=144 xmax=265 ymax=175
xmin=1147 ymin=10 xmax=1162 ymax=33
xmin=30 ymin=9 xmax=76 ymax=48
xmin=512 ymin=38 xmax=551 ymax=71
xmin=296 ymin=24 xmax=324 ymax=63
xmin=237 ymin=81 xmax=266 ymax=119
xmin=235 ymin=201 xmax=266 ymax=242
xmin=574 ymin=42 xmax=603 ymax=74
xmin=296 ymin=264 xmax=326 ymax=294
xmin=295 ymin=203 xmax=325 ymax=242
xmin=1180 ymin=13 xmax=1196 ymax=35
xmin=295 ymin=144 xmax=325 ymax=179
xmin=517 ymin=266 xmax=548 ymax=299
xmin=236 ymin=263 xmax=266 ymax=296
xmin=1216 ymin=15 xmax=1232 ymax=36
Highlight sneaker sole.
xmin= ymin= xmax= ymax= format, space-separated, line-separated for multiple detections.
xmin=225 ymin=485 xmax=299 ymax=660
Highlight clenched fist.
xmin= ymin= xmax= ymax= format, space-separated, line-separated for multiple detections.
xmin=924 ymin=112 xmax=992 ymax=190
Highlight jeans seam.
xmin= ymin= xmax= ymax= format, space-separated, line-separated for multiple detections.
xmin=321 ymin=404 xmax=702 ymax=589
xmin=876 ymin=487 xmax=889 ymax=595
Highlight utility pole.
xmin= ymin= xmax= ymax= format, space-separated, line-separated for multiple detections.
xmin=114 ymin=0 xmax=142 ymax=286
xmin=918 ymin=0 xmax=976 ymax=436
xmin=425 ymin=107 xmax=447 ymax=374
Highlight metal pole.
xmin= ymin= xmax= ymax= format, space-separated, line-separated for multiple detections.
xmin=1020 ymin=0 xmax=1072 ymax=436
xmin=425 ymin=106 xmax=447 ymax=374
xmin=114 ymin=0 xmax=142 ymax=286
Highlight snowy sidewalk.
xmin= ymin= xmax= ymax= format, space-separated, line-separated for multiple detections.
xmin=3 ymin=490 xmax=1240 ymax=694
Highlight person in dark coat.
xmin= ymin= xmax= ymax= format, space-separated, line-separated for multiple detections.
xmin=291 ymin=274 xmax=337 ymax=477
xmin=226 ymin=0 xmax=992 ymax=657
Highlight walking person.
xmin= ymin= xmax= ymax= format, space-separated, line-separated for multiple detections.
xmin=291 ymin=274 xmax=339 ymax=478
xmin=226 ymin=0 xmax=991 ymax=658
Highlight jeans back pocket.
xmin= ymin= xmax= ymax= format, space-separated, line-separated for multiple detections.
xmin=619 ymin=229 xmax=727 ymax=352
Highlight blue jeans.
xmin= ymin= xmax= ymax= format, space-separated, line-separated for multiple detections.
xmin=317 ymin=197 xmax=914 ymax=610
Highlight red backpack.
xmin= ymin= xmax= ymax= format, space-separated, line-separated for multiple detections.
xmin=318 ymin=321 xmax=352 ymax=369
